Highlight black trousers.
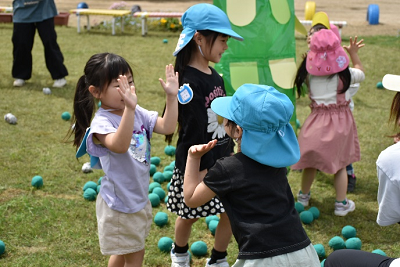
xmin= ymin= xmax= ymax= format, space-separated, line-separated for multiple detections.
xmin=12 ymin=17 xmax=68 ymax=80
xmin=325 ymin=249 xmax=395 ymax=267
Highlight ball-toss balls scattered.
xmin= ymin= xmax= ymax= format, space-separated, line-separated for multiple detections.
xmin=0 ymin=240 xmax=5 ymax=255
xmin=328 ymin=236 xmax=345 ymax=250
xmin=300 ymin=210 xmax=314 ymax=224
xmin=61 ymin=111 xmax=71 ymax=121
xmin=153 ymin=172 xmax=165 ymax=183
xmin=341 ymin=225 xmax=357 ymax=239
xmin=158 ymin=236 xmax=173 ymax=252
xmin=208 ymin=220 xmax=218 ymax=235
xmin=163 ymin=170 xmax=173 ymax=182
xmin=154 ymin=211 xmax=169 ymax=227
xmin=83 ymin=181 xmax=98 ymax=192
xmin=308 ymin=206 xmax=320 ymax=219
xmin=31 ymin=175 xmax=43 ymax=189
xmin=163 ymin=39 xmax=168 ymax=43
xmin=83 ymin=188 xmax=97 ymax=201
xmin=152 ymin=187 xmax=166 ymax=201
xmin=372 ymin=249 xmax=386 ymax=256
xmin=150 ymin=156 xmax=161 ymax=166
xmin=190 ymin=241 xmax=208 ymax=256
xmin=294 ymin=202 xmax=304 ymax=213
xmin=164 ymin=165 xmax=174 ymax=172
xmin=345 ymin=237 xmax=362 ymax=250
xmin=149 ymin=193 xmax=160 ymax=207
xmin=313 ymin=244 xmax=325 ymax=258
xmin=150 ymin=164 xmax=157 ymax=176
xmin=98 ymin=176 xmax=103 ymax=185
xmin=376 ymin=81 xmax=384 ymax=89
xmin=205 ymin=215 xmax=219 ymax=226
xmin=164 ymin=145 xmax=176 ymax=156
xmin=149 ymin=181 xmax=161 ymax=193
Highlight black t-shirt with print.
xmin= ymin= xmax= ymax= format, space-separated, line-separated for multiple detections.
xmin=175 ymin=66 xmax=234 ymax=173
xmin=204 ymin=152 xmax=311 ymax=260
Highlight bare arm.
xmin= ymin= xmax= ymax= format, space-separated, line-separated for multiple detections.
xmin=183 ymin=140 xmax=217 ymax=208
xmin=343 ymin=36 xmax=365 ymax=72
xmin=154 ymin=64 xmax=179 ymax=135
xmin=95 ymin=75 xmax=137 ymax=154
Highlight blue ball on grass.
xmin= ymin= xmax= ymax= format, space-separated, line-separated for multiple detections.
xmin=205 ymin=215 xmax=219 ymax=226
xmin=152 ymin=187 xmax=166 ymax=201
xmin=341 ymin=225 xmax=357 ymax=239
xmin=190 ymin=241 xmax=208 ymax=256
xmin=31 ymin=175 xmax=43 ymax=189
xmin=158 ymin=236 xmax=173 ymax=252
xmin=149 ymin=193 xmax=160 ymax=207
xmin=372 ymin=249 xmax=387 ymax=256
xmin=153 ymin=172 xmax=165 ymax=183
xmin=150 ymin=164 xmax=157 ymax=176
xmin=154 ymin=211 xmax=169 ymax=227
xmin=61 ymin=111 xmax=71 ymax=121
xmin=313 ymin=244 xmax=325 ymax=258
xmin=308 ymin=206 xmax=320 ymax=219
xmin=83 ymin=181 xmax=98 ymax=192
xmin=149 ymin=181 xmax=161 ymax=193
xmin=345 ymin=237 xmax=362 ymax=250
xmin=150 ymin=156 xmax=161 ymax=166
xmin=0 ymin=240 xmax=5 ymax=255
xmin=208 ymin=220 xmax=218 ymax=235
xmin=294 ymin=202 xmax=304 ymax=213
xmin=300 ymin=210 xmax=314 ymax=224
xmin=83 ymin=188 xmax=97 ymax=201
xmin=163 ymin=171 xmax=173 ymax=182
xmin=164 ymin=145 xmax=176 ymax=156
xmin=328 ymin=236 xmax=346 ymax=250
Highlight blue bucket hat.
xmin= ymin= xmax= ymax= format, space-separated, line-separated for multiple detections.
xmin=173 ymin=3 xmax=243 ymax=56
xmin=211 ymin=84 xmax=300 ymax=168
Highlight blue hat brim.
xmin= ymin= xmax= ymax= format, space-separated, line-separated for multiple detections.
xmin=211 ymin=96 xmax=233 ymax=122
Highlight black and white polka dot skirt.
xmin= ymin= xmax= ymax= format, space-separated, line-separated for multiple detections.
xmin=167 ymin=167 xmax=225 ymax=219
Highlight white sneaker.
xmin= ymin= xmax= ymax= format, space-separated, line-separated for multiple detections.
xmin=171 ymin=248 xmax=190 ymax=267
xmin=53 ymin=78 xmax=67 ymax=87
xmin=205 ymin=257 xmax=230 ymax=267
xmin=334 ymin=199 xmax=355 ymax=216
xmin=297 ymin=190 xmax=311 ymax=207
xmin=13 ymin=79 xmax=25 ymax=87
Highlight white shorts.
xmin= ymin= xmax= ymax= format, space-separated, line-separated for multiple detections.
xmin=232 ymin=244 xmax=320 ymax=267
xmin=96 ymin=196 xmax=152 ymax=255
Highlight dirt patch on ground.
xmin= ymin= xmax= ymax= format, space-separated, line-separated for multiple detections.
xmin=1 ymin=0 xmax=398 ymax=36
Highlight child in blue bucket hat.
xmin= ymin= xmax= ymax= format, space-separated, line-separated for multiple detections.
xmin=165 ymin=3 xmax=243 ymax=267
xmin=183 ymin=84 xmax=320 ymax=266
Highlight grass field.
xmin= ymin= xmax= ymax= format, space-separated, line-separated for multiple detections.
xmin=0 ymin=21 xmax=400 ymax=267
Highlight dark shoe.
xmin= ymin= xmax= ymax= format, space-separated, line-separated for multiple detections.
xmin=347 ymin=174 xmax=356 ymax=193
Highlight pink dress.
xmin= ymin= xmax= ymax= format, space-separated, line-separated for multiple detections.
xmin=292 ymin=70 xmax=364 ymax=174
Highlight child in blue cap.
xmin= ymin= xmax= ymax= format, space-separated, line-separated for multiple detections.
xmin=165 ymin=3 xmax=243 ymax=267
xmin=183 ymin=84 xmax=320 ymax=266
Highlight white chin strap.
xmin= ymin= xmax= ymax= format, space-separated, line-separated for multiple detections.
xmin=198 ymin=45 xmax=204 ymax=57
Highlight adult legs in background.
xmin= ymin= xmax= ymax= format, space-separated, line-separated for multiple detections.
xmin=12 ymin=22 xmax=36 ymax=80
xmin=36 ymin=18 xmax=68 ymax=80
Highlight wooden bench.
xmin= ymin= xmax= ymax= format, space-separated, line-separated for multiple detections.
xmin=69 ymin=9 xmax=131 ymax=35
xmin=132 ymin=12 xmax=183 ymax=36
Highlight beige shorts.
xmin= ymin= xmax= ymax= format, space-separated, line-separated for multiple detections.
xmin=96 ymin=196 xmax=152 ymax=255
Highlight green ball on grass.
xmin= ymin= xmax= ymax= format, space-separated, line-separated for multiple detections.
xmin=31 ymin=175 xmax=43 ymax=189
xmin=294 ymin=202 xmax=304 ymax=213
xmin=0 ymin=240 xmax=5 ymax=255
xmin=190 ymin=241 xmax=208 ymax=256
xmin=300 ymin=210 xmax=314 ymax=224
xmin=98 ymin=176 xmax=103 ymax=185
xmin=345 ymin=237 xmax=362 ymax=250
xmin=149 ymin=182 xmax=161 ymax=193
xmin=164 ymin=145 xmax=176 ymax=156
xmin=152 ymin=187 xmax=166 ymax=201
xmin=149 ymin=193 xmax=160 ymax=207
xmin=150 ymin=156 xmax=161 ymax=166
xmin=328 ymin=236 xmax=345 ymax=250
xmin=308 ymin=206 xmax=320 ymax=219
xmin=164 ymin=165 xmax=174 ymax=172
xmin=154 ymin=211 xmax=169 ymax=227
xmin=158 ymin=236 xmax=173 ymax=252
xmin=150 ymin=164 xmax=157 ymax=176
xmin=205 ymin=215 xmax=219 ymax=226
xmin=83 ymin=181 xmax=98 ymax=192
xmin=153 ymin=172 xmax=165 ymax=183
xmin=61 ymin=111 xmax=71 ymax=121
xmin=208 ymin=220 xmax=219 ymax=235
xmin=83 ymin=188 xmax=97 ymax=201
xmin=372 ymin=249 xmax=386 ymax=256
xmin=163 ymin=171 xmax=173 ymax=182
xmin=341 ymin=225 xmax=357 ymax=239
xmin=313 ymin=244 xmax=325 ymax=258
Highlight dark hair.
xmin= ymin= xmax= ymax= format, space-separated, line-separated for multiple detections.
xmin=389 ymin=92 xmax=400 ymax=139
xmin=294 ymin=54 xmax=351 ymax=98
xmin=164 ymin=30 xmax=222 ymax=144
xmin=308 ymin=24 xmax=328 ymax=36
xmin=65 ymin=53 xmax=133 ymax=149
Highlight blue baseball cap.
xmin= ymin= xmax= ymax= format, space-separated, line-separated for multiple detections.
xmin=173 ymin=3 xmax=243 ymax=56
xmin=211 ymin=84 xmax=300 ymax=168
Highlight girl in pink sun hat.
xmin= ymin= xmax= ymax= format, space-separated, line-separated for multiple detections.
xmin=292 ymin=29 xmax=365 ymax=216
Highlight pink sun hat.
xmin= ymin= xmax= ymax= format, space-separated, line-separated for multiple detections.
xmin=307 ymin=29 xmax=349 ymax=76
xmin=330 ymin=23 xmax=341 ymax=42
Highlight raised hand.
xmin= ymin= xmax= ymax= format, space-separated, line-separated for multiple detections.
xmin=117 ymin=75 xmax=137 ymax=110
xmin=343 ymin=36 xmax=365 ymax=55
xmin=188 ymin=140 xmax=217 ymax=159
xmin=159 ymin=64 xmax=179 ymax=97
